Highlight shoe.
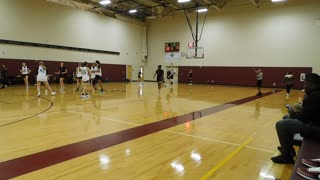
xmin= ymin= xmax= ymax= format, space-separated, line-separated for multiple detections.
xmin=51 ymin=92 xmax=56 ymax=96
xmin=302 ymin=158 xmax=320 ymax=168
xmin=256 ymin=92 xmax=262 ymax=96
xmin=60 ymin=88 xmax=64 ymax=91
xmin=37 ymin=93 xmax=41 ymax=97
xmin=81 ymin=94 xmax=86 ymax=98
xmin=277 ymin=146 xmax=296 ymax=156
xmin=271 ymin=154 xmax=294 ymax=164
xmin=86 ymin=94 xmax=90 ymax=98
xmin=297 ymin=167 xmax=320 ymax=180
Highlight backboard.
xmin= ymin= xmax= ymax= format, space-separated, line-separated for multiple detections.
xmin=186 ymin=47 xmax=204 ymax=59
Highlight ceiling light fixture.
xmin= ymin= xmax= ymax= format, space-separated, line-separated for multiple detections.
xmin=99 ymin=0 xmax=111 ymax=5
xmin=129 ymin=9 xmax=138 ymax=13
xmin=178 ymin=0 xmax=191 ymax=3
xmin=197 ymin=8 xmax=208 ymax=13
xmin=271 ymin=0 xmax=286 ymax=2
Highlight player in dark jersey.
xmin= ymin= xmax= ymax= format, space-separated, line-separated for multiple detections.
xmin=167 ymin=69 xmax=174 ymax=86
xmin=94 ymin=60 xmax=104 ymax=92
xmin=189 ymin=69 xmax=192 ymax=85
xmin=55 ymin=62 xmax=68 ymax=91
xmin=153 ymin=65 xmax=164 ymax=93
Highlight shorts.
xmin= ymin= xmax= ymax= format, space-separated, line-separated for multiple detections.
xmin=76 ymin=76 xmax=82 ymax=80
xmin=82 ymin=75 xmax=90 ymax=82
xmin=157 ymin=77 xmax=164 ymax=82
xmin=22 ymin=74 xmax=29 ymax=78
xmin=59 ymin=74 xmax=66 ymax=79
xmin=37 ymin=75 xmax=48 ymax=82
xmin=95 ymin=75 xmax=103 ymax=81
xmin=256 ymin=80 xmax=262 ymax=87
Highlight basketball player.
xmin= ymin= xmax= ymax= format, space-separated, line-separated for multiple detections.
xmin=1 ymin=64 xmax=8 ymax=88
xmin=94 ymin=60 xmax=104 ymax=92
xmin=138 ymin=70 xmax=143 ymax=87
xmin=36 ymin=61 xmax=56 ymax=97
xmin=253 ymin=68 xmax=263 ymax=96
xmin=282 ymin=72 xmax=295 ymax=97
xmin=90 ymin=62 xmax=96 ymax=89
xmin=138 ymin=70 xmax=142 ymax=82
xmin=20 ymin=62 xmax=31 ymax=89
xmin=167 ymin=69 xmax=174 ymax=86
xmin=75 ymin=63 xmax=82 ymax=91
xmin=55 ymin=62 xmax=68 ymax=91
xmin=80 ymin=62 xmax=91 ymax=98
xmin=153 ymin=65 xmax=164 ymax=93
xmin=189 ymin=69 xmax=192 ymax=85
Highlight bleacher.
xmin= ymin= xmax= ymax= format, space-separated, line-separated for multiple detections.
xmin=291 ymin=138 xmax=320 ymax=179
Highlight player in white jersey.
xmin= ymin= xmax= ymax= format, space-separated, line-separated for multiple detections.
xmin=75 ymin=63 xmax=82 ymax=91
xmin=253 ymin=68 xmax=263 ymax=96
xmin=20 ymin=62 xmax=31 ymax=89
xmin=36 ymin=61 xmax=56 ymax=97
xmin=80 ymin=62 xmax=91 ymax=98
xmin=94 ymin=60 xmax=104 ymax=92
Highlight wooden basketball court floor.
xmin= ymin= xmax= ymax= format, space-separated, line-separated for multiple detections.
xmin=0 ymin=82 xmax=302 ymax=180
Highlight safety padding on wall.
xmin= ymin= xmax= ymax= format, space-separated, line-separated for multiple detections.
xmin=0 ymin=58 xmax=126 ymax=84
xmin=178 ymin=66 xmax=312 ymax=89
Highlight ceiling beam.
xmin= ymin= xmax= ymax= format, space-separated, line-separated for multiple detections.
xmin=70 ymin=0 xmax=85 ymax=10
xmin=203 ymin=0 xmax=220 ymax=10
xmin=249 ymin=0 xmax=259 ymax=8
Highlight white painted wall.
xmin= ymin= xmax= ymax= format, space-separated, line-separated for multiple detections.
xmin=145 ymin=0 xmax=320 ymax=80
xmin=0 ymin=0 xmax=145 ymax=80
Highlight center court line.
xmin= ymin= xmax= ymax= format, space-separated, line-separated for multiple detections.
xmin=0 ymin=90 xmax=282 ymax=179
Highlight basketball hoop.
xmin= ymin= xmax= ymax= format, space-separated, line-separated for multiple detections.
xmin=186 ymin=47 xmax=204 ymax=59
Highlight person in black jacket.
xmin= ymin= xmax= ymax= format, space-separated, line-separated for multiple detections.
xmin=271 ymin=73 xmax=320 ymax=164
xmin=1 ymin=64 xmax=8 ymax=88
xmin=55 ymin=62 xmax=68 ymax=91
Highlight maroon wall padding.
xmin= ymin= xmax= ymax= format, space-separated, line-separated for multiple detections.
xmin=178 ymin=66 xmax=312 ymax=89
xmin=0 ymin=58 xmax=126 ymax=84
xmin=101 ymin=64 xmax=126 ymax=82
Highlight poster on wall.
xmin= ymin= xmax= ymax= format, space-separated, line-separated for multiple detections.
xmin=165 ymin=42 xmax=179 ymax=52
xmin=164 ymin=42 xmax=181 ymax=62
xmin=300 ymin=73 xmax=306 ymax=81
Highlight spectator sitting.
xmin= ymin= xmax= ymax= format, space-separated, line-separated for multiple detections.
xmin=271 ymin=73 xmax=320 ymax=164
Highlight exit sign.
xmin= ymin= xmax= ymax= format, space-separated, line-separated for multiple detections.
xmin=188 ymin=42 xmax=194 ymax=48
